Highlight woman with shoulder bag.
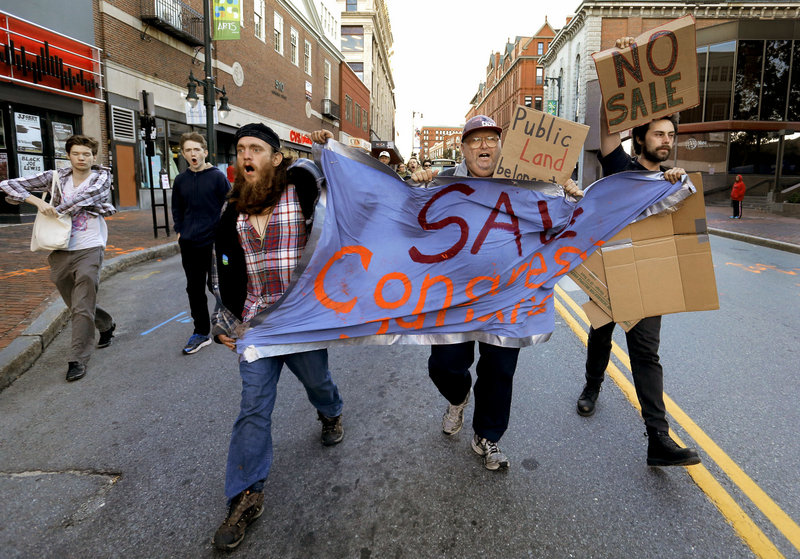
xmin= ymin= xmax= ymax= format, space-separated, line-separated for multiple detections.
xmin=0 ymin=135 xmax=117 ymax=382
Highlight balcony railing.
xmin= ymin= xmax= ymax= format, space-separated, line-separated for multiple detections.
xmin=140 ymin=0 xmax=204 ymax=47
xmin=322 ymin=99 xmax=340 ymax=120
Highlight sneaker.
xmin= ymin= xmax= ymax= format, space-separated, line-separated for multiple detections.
xmin=66 ymin=361 xmax=87 ymax=382
xmin=212 ymin=489 xmax=265 ymax=551
xmin=182 ymin=334 xmax=211 ymax=355
xmin=471 ymin=433 xmax=510 ymax=471
xmin=97 ymin=322 xmax=116 ymax=348
xmin=317 ymin=411 xmax=344 ymax=446
xmin=442 ymin=391 xmax=470 ymax=435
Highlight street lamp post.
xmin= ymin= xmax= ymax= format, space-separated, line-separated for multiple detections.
xmin=185 ymin=0 xmax=230 ymax=164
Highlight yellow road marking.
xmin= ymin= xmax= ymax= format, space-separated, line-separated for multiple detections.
xmin=555 ymin=285 xmax=798 ymax=558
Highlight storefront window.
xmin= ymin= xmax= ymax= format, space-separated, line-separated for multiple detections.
xmin=729 ymin=131 xmax=778 ymax=174
xmin=733 ymin=40 xmax=763 ymax=121
xmin=761 ymin=40 xmax=791 ymax=121
xmin=788 ymin=41 xmax=800 ymax=121
xmin=702 ymin=41 xmax=734 ymax=121
xmin=681 ymin=46 xmax=708 ymax=124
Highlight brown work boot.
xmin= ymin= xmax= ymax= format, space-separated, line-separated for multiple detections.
xmin=317 ymin=411 xmax=344 ymax=446
xmin=212 ymin=489 xmax=264 ymax=551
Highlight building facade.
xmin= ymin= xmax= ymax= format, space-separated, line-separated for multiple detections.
xmin=337 ymin=0 xmax=395 ymax=155
xmin=418 ymin=126 xmax=461 ymax=160
xmin=96 ymin=0 xmax=344 ymax=210
xmin=466 ymin=21 xmax=556 ymax=138
xmin=540 ymin=0 xmax=800 ymax=198
xmin=0 ymin=1 xmax=105 ymax=222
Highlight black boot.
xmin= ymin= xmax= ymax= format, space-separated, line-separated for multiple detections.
xmin=646 ymin=428 xmax=701 ymax=467
xmin=576 ymin=382 xmax=601 ymax=417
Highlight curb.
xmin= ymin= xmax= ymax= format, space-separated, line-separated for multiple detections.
xmin=708 ymin=228 xmax=800 ymax=255
xmin=0 ymin=242 xmax=179 ymax=391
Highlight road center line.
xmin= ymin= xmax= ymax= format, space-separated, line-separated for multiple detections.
xmin=554 ymin=285 xmax=797 ymax=558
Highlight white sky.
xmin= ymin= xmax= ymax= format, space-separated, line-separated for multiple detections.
xmin=384 ymin=0 xmax=580 ymax=160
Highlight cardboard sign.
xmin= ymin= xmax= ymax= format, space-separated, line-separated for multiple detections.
xmin=493 ymin=105 xmax=589 ymax=184
xmin=593 ymin=15 xmax=699 ymax=134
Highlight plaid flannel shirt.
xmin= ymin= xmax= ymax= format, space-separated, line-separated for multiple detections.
xmin=210 ymin=184 xmax=308 ymax=338
xmin=0 ymin=167 xmax=115 ymax=217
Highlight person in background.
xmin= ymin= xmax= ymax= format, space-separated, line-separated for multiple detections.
xmin=0 ymin=135 xmax=116 ymax=382
xmin=575 ymin=36 xmax=701 ymax=468
xmin=396 ymin=162 xmax=409 ymax=179
xmin=378 ymin=150 xmax=391 ymax=166
xmin=211 ymin=123 xmax=344 ymax=551
xmin=730 ymin=174 xmax=746 ymax=219
xmin=172 ymin=132 xmax=231 ymax=355
xmin=226 ymin=155 xmax=237 ymax=184
xmin=422 ymin=159 xmax=433 ymax=170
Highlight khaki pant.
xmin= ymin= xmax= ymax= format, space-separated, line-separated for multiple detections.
xmin=48 ymin=247 xmax=114 ymax=365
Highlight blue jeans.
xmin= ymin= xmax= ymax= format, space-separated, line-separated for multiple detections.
xmin=224 ymin=349 xmax=343 ymax=500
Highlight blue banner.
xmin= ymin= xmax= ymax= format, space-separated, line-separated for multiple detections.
xmin=236 ymin=141 xmax=692 ymax=359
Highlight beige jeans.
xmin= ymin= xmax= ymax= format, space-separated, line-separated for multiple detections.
xmin=48 ymin=246 xmax=114 ymax=365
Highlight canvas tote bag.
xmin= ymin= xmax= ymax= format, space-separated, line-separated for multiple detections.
xmin=30 ymin=171 xmax=72 ymax=252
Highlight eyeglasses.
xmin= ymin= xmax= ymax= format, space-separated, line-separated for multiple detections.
xmin=466 ymin=135 xmax=499 ymax=148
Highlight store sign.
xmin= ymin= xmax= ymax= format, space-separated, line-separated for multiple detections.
xmin=0 ymin=11 xmax=103 ymax=103
xmin=289 ymin=129 xmax=312 ymax=146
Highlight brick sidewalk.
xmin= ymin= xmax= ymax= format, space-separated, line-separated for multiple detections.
xmin=0 ymin=209 xmax=175 ymax=350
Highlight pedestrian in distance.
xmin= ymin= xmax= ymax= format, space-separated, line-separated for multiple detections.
xmin=378 ymin=150 xmax=391 ymax=166
xmin=0 ymin=135 xmax=116 ymax=382
xmin=575 ymin=36 xmax=701 ymax=468
xmin=171 ymin=132 xmax=230 ymax=355
xmin=730 ymin=174 xmax=746 ymax=219
xmin=211 ymin=123 xmax=344 ymax=551
xmin=408 ymin=115 xmax=582 ymax=471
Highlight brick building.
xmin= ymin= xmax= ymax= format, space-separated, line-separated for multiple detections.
xmin=418 ymin=125 xmax=461 ymax=160
xmin=466 ymin=21 xmax=556 ymax=139
xmin=95 ymin=0 xmax=345 ymax=210
xmin=540 ymin=0 xmax=800 ymax=196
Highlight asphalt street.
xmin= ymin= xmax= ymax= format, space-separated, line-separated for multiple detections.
xmin=4 ymin=245 xmax=790 ymax=558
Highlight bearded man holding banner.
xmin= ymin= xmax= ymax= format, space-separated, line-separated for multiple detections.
xmin=575 ymin=36 xmax=701 ymax=468
xmin=210 ymin=123 xmax=345 ymax=551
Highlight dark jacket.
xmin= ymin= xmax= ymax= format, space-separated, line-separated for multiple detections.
xmin=213 ymin=158 xmax=323 ymax=323
xmin=172 ymin=165 xmax=230 ymax=246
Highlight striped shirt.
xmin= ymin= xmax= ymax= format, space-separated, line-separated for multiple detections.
xmin=238 ymin=184 xmax=307 ymax=322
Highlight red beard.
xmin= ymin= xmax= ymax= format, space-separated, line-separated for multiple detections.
xmin=231 ymin=162 xmax=283 ymax=215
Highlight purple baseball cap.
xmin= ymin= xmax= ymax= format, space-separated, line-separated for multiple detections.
xmin=462 ymin=115 xmax=502 ymax=141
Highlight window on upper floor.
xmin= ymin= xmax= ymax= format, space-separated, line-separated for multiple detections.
xmin=324 ymin=60 xmax=331 ymax=99
xmin=274 ymin=12 xmax=284 ymax=54
xmin=254 ymin=0 xmax=265 ymax=41
xmin=524 ymin=96 xmax=532 ymax=107
xmin=346 ymin=0 xmax=357 ymax=10
xmin=342 ymin=26 xmax=364 ymax=52
xmin=290 ymin=28 xmax=299 ymax=65
xmin=304 ymin=40 xmax=312 ymax=75
xmin=534 ymin=96 xmax=543 ymax=111
xmin=345 ymin=95 xmax=353 ymax=121
xmin=355 ymin=103 xmax=361 ymax=128
xmin=536 ymin=67 xmax=543 ymax=85
xmin=362 ymin=108 xmax=368 ymax=131
xmin=348 ymin=62 xmax=364 ymax=81
xmin=537 ymin=42 xmax=544 ymax=56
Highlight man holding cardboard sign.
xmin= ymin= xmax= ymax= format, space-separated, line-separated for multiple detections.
xmin=576 ymin=36 xmax=701 ymax=468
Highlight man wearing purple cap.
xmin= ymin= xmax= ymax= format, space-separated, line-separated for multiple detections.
xmin=210 ymin=123 xmax=344 ymax=550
